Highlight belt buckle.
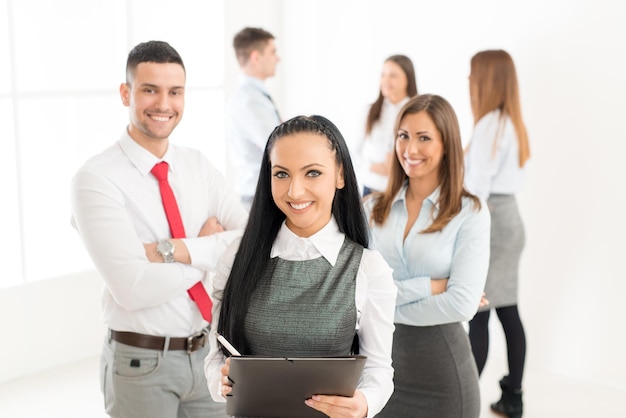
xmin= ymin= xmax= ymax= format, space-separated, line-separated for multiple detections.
xmin=186 ymin=335 xmax=195 ymax=354
xmin=186 ymin=328 xmax=209 ymax=354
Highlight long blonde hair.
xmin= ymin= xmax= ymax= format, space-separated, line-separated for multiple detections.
xmin=469 ymin=50 xmax=530 ymax=167
xmin=370 ymin=94 xmax=480 ymax=233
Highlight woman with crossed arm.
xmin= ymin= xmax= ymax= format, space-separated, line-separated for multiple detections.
xmin=364 ymin=94 xmax=490 ymax=418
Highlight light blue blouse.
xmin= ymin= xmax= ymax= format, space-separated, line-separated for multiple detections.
xmin=364 ymin=185 xmax=491 ymax=326
xmin=227 ymin=74 xmax=281 ymax=199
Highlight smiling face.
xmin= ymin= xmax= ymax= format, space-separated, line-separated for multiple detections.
xmin=120 ymin=62 xmax=185 ymax=152
xmin=270 ymin=133 xmax=345 ymax=237
xmin=395 ymin=111 xmax=444 ymax=189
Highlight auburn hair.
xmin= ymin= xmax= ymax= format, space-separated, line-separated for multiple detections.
xmin=469 ymin=50 xmax=530 ymax=167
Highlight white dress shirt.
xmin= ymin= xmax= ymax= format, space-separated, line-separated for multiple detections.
xmin=354 ymin=97 xmax=410 ymax=192
xmin=204 ymin=217 xmax=397 ymax=417
xmin=464 ymin=110 xmax=527 ymax=200
xmin=70 ymin=131 xmax=248 ymax=337
xmin=227 ymin=74 xmax=281 ymax=199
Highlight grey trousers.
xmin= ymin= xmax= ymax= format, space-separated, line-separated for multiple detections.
xmin=100 ymin=336 xmax=227 ymax=418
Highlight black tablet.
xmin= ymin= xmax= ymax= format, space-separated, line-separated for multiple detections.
xmin=226 ymin=355 xmax=366 ymax=418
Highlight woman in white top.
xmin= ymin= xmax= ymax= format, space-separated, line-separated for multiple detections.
xmin=356 ymin=55 xmax=418 ymax=196
xmin=204 ymin=115 xmax=397 ymax=418
xmin=465 ymin=49 xmax=531 ymax=418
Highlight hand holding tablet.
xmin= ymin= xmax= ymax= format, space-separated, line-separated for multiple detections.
xmin=214 ymin=333 xmax=366 ymax=417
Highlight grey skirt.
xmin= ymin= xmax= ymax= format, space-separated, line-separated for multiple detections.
xmin=377 ymin=323 xmax=480 ymax=418
xmin=480 ymin=194 xmax=525 ymax=310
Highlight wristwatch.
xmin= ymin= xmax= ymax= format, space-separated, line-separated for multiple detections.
xmin=157 ymin=240 xmax=175 ymax=263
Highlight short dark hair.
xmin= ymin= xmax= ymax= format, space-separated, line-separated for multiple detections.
xmin=232 ymin=27 xmax=275 ymax=66
xmin=125 ymin=41 xmax=185 ymax=84
xmin=218 ymin=115 xmax=368 ymax=355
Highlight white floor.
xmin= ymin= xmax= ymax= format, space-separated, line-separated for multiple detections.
xmin=0 ymin=354 xmax=621 ymax=417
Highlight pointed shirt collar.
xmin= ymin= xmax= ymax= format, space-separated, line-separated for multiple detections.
xmin=119 ymin=130 xmax=177 ymax=176
xmin=392 ymin=182 xmax=442 ymax=210
xmin=270 ymin=216 xmax=344 ymax=266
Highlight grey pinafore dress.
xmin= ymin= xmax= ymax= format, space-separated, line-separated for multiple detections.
xmin=234 ymin=238 xmax=363 ymax=418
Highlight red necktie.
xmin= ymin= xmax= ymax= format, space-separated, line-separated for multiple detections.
xmin=151 ymin=161 xmax=213 ymax=323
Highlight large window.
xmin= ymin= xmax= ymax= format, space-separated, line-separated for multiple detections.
xmin=1 ymin=0 xmax=225 ymax=287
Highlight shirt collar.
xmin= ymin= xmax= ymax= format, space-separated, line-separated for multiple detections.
xmin=383 ymin=96 xmax=410 ymax=111
xmin=119 ymin=130 xmax=177 ymax=176
xmin=270 ymin=216 xmax=344 ymax=266
xmin=392 ymin=182 xmax=442 ymax=210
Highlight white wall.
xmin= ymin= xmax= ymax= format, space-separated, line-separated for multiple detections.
xmin=0 ymin=271 xmax=105 ymax=382
xmin=2 ymin=0 xmax=625 ymax=396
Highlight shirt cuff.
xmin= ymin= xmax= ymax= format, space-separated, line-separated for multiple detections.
xmin=183 ymin=230 xmax=244 ymax=272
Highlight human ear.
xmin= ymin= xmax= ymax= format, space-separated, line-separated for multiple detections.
xmin=336 ymin=166 xmax=345 ymax=189
xmin=249 ymin=49 xmax=260 ymax=65
xmin=119 ymin=83 xmax=130 ymax=106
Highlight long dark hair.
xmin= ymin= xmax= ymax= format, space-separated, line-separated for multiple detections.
xmin=366 ymin=54 xmax=418 ymax=135
xmin=218 ymin=115 xmax=368 ymax=355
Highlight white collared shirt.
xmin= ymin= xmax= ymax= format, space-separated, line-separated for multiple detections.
xmin=464 ymin=110 xmax=527 ymax=200
xmin=354 ymin=97 xmax=410 ymax=192
xmin=70 ymin=131 xmax=248 ymax=336
xmin=204 ymin=217 xmax=397 ymax=417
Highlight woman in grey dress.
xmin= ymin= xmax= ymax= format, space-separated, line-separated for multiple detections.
xmin=465 ymin=50 xmax=531 ymax=418
xmin=204 ymin=115 xmax=397 ymax=418
xmin=365 ymin=94 xmax=491 ymax=418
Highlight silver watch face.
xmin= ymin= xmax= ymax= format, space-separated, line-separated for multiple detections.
xmin=157 ymin=240 xmax=174 ymax=261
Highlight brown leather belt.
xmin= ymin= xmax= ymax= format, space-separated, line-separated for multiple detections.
xmin=110 ymin=328 xmax=209 ymax=354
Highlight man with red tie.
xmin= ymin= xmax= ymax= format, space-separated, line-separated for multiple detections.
xmin=70 ymin=41 xmax=246 ymax=418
